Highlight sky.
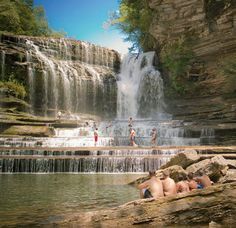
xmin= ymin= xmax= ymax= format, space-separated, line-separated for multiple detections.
xmin=34 ymin=0 xmax=131 ymax=55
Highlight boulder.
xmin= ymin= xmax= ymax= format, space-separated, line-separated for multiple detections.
xmin=160 ymin=149 xmax=200 ymax=169
xmin=186 ymin=155 xmax=228 ymax=182
xmin=218 ymin=169 xmax=236 ymax=184
xmin=226 ymin=160 xmax=236 ymax=169
xmin=57 ymin=182 xmax=236 ymax=227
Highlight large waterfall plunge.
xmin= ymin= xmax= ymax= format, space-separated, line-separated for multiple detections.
xmin=0 ymin=35 xmax=119 ymax=117
xmin=25 ymin=38 xmax=118 ymax=116
xmin=117 ymin=52 xmax=164 ymax=119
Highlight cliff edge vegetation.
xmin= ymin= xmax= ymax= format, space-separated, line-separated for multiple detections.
xmin=0 ymin=0 xmax=64 ymax=37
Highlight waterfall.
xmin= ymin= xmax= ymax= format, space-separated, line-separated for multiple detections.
xmin=9 ymin=37 xmax=118 ymax=116
xmin=1 ymin=50 xmax=5 ymax=80
xmin=117 ymin=52 xmax=164 ymax=118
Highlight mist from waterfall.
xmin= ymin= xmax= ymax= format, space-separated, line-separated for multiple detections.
xmin=117 ymin=52 xmax=164 ymax=119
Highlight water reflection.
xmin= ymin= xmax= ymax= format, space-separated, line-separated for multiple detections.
xmin=0 ymin=173 xmax=145 ymax=227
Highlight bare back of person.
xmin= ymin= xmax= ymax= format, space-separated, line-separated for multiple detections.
xmin=148 ymin=177 xmax=164 ymax=199
xmin=196 ymin=175 xmax=212 ymax=188
xmin=138 ymin=176 xmax=164 ymax=199
xmin=176 ymin=181 xmax=190 ymax=193
xmin=162 ymin=177 xmax=177 ymax=196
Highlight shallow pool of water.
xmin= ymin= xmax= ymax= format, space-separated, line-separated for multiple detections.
xmin=0 ymin=173 xmax=145 ymax=227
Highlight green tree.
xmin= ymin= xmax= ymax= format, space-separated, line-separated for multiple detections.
xmin=33 ymin=6 xmax=51 ymax=36
xmin=0 ymin=0 xmax=21 ymax=33
xmin=108 ymin=0 xmax=155 ymax=52
xmin=0 ymin=0 xmax=62 ymax=37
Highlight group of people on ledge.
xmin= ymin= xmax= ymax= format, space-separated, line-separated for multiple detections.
xmin=129 ymin=117 xmax=158 ymax=147
xmin=138 ymin=170 xmax=212 ymax=199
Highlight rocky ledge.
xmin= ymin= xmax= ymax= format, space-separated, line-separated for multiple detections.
xmin=57 ymin=182 xmax=236 ymax=227
xmin=55 ymin=150 xmax=236 ymax=227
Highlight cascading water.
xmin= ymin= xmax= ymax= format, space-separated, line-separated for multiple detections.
xmin=0 ymin=36 xmax=215 ymax=173
xmin=0 ymin=36 xmax=119 ymax=116
xmin=110 ymin=51 xmax=215 ymax=146
xmin=1 ymin=50 xmax=5 ymax=80
xmin=117 ymin=52 xmax=164 ymax=118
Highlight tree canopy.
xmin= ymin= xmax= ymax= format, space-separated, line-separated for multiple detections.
xmin=0 ymin=0 xmax=63 ymax=37
xmin=107 ymin=0 xmax=155 ymax=52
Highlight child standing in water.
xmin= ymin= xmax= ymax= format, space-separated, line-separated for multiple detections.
xmin=94 ymin=128 xmax=98 ymax=146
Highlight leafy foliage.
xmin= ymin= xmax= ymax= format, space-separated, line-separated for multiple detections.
xmin=107 ymin=0 xmax=155 ymax=52
xmin=0 ymin=0 xmax=64 ymax=37
xmin=161 ymin=38 xmax=195 ymax=95
xmin=0 ymin=79 xmax=26 ymax=99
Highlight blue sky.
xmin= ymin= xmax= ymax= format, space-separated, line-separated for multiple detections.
xmin=34 ymin=0 xmax=131 ymax=55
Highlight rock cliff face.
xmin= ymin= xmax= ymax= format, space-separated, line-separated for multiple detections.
xmin=148 ymin=0 xmax=236 ymax=143
xmin=0 ymin=34 xmax=120 ymax=117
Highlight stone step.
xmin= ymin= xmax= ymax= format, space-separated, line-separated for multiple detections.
xmin=0 ymin=145 xmax=235 ymax=152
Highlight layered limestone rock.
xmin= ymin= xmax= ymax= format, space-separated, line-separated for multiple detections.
xmin=148 ymin=0 xmax=236 ymax=144
xmin=58 ymin=182 xmax=236 ymax=227
xmin=0 ymin=34 xmax=120 ymax=118
xmin=149 ymin=0 xmax=236 ymax=59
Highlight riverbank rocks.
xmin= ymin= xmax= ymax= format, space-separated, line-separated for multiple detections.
xmin=160 ymin=149 xmax=200 ymax=169
xmin=219 ymin=169 xmax=236 ymax=184
xmin=58 ymin=182 xmax=236 ymax=227
xmin=186 ymin=155 xmax=228 ymax=182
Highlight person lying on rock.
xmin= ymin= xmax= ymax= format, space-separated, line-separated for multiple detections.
xmin=194 ymin=170 xmax=212 ymax=189
xmin=138 ymin=170 xmax=164 ymax=199
xmin=161 ymin=170 xmax=177 ymax=196
xmin=187 ymin=172 xmax=198 ymax=190
xmin=176 ymin=174 xmax=190 ymax=193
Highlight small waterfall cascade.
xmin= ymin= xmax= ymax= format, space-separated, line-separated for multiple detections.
xmin=99 ymin=120 xmax=216 ymax=146
xmin=1 ymin=50 xmax=5 ymax=80
xmin=0 ymin=34 xmax=118 ymax=117
xmin=0 ymin=148 xmax=178 ymax=173
xmin=200 ymin=128 xmax=215 ymax=144
xmin=117 ymin=52 xmax=164 ymax=118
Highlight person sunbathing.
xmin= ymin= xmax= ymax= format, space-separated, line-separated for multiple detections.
xmin=138 ymin=170 xmax=164 ymax=199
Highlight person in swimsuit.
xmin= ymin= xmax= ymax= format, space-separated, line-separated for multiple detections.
xmin=94 ymin=128 xmax=98 ymax=146
xmin=138 ymin=170 xmax=164 ymax=199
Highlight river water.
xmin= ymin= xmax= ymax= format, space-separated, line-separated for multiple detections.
xmin=0 ymin=173 xmax=145 ymax=227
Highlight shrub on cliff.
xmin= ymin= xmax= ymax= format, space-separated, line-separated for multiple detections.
xmin=0 ymin=80 xmax=26 ymax=99
xmin=161 ymin=38 xmax=195 ymax=95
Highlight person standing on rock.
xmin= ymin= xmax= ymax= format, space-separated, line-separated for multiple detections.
xmin=161 ymin=170 xmax=177 ymax=196
xmin=57 ymin=110 xmax=62 ymax=120
xmin=94 ymin=128 xmax=98 ymax=146
xmin=128 ymin=117 xmax=133 ymax=127
xmin=138 ymin=170 xmax=164 ymax=199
